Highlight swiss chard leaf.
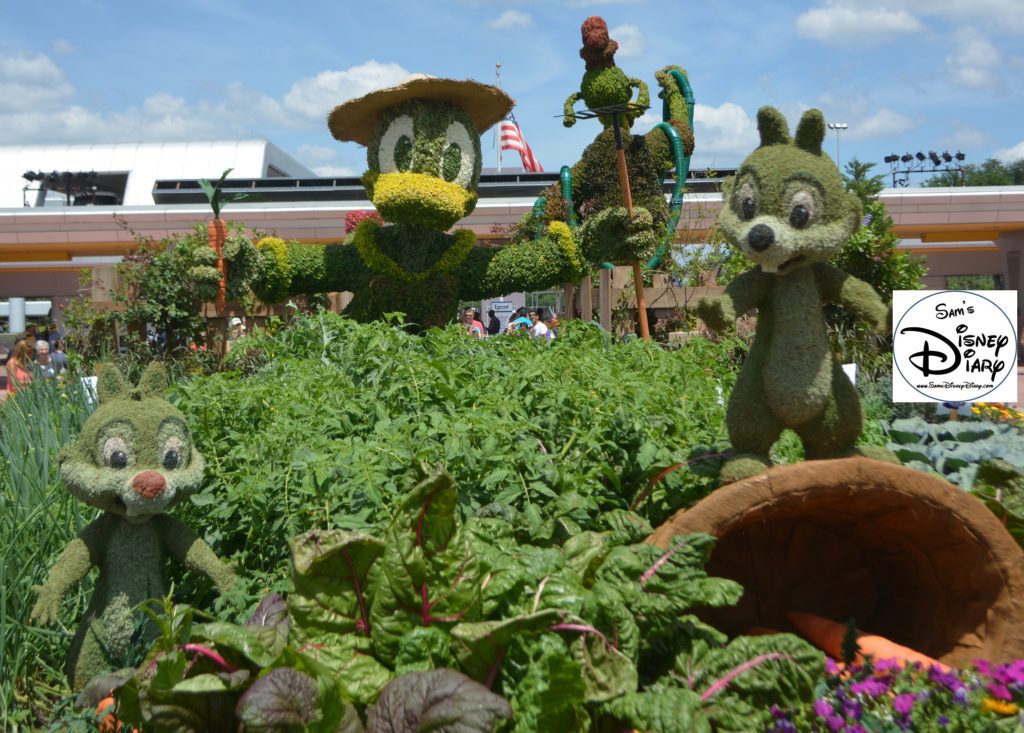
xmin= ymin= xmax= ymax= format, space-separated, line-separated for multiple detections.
xmin=245 ymin=592 xmax=290 ymax=657
xmin=395 ymin=625 xmax=459 ymax=674
xmin=365 ymin=669 xmax=512 ymax=733
xmin=596 ymin=687 xmax=711 ymax=733
xmin=500 ymin=633 xmax=589 ymax=733
xmin=450 ymin=609 xmax=566 ymax=683
xmin=370 ymin=465 xmax=483 ymax=661
xmin=235 ymin=667 xmax=318 ymax=732
xmin=674 ymin=633 xmax=824 ymax=711
xmin=290 ymin=529 xmax=384 ymax=640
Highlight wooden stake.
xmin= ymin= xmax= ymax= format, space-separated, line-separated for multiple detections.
xmin=612 ymin=112 xmax=649 ymax=340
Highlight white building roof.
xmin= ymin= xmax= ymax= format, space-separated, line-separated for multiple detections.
xmin=0 ymin=140 xmax=315 ymax=208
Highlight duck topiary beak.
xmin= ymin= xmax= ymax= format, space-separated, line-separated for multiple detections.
xmin=370 ymin=172 xmax=476 ymax=230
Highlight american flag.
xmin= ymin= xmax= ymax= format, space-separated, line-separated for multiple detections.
xmin=500 ymin=114 xmax=543 ymax=173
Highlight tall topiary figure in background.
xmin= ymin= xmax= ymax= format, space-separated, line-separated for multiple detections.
xmin=30 ymin=363 xmax=235 ymax=690
xmin=240 ymin=76 xmax=583 ymax=329
xmin=697 ymin=107 xmax=894 ymax=484
xmin=551 ymin=17 xmax=694 ymax=268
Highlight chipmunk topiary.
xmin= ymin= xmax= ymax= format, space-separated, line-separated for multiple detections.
xmin=697 ymin=107 xmax=894 ymax=484
xmin=30 ymin=363 xmax=235 ymax=690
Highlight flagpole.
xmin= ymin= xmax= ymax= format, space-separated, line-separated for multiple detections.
xmin=495 ymin=62 xmax=502 ymax=173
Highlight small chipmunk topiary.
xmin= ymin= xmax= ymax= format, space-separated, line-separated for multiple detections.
xmin=30 ymin=363 xmax=235 ymax=690
xmin=697 ymin=106 xmax=895 ymax=484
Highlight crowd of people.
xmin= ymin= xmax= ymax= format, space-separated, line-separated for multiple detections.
xmin=1 ymin=324 xmax=68 ymax=399
xmin=460 ymin=306 xmax=558 ymax=341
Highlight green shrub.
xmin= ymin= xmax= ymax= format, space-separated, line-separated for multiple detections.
xmin=171 ymin=313 xmax=744 ymax=592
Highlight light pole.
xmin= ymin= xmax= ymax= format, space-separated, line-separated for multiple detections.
xmin=827 ymin=122 xmax=848 ymax=172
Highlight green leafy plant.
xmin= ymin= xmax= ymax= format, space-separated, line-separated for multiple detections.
xmin=198 ymin=168 xmax=250 ymax=220
xmin=111 ymin=463 xmax=820 ymax=731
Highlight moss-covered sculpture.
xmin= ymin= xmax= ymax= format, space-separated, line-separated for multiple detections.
xmin=238 ymin=76 xmax=583 ymax=329
xmin=539 ymin=18 xmax=696 ymax=266
xmin=696 ymin=107 xmax=892 ymax=484
xmin=30 ymin=363 xmax=235 ymax=690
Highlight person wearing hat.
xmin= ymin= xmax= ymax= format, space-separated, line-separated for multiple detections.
xmin=236 ymin=75 xmax=584 ymax=330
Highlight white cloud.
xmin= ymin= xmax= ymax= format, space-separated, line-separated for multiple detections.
xmin=946 ymin=30 xmax=1001 ymax=89
xmin=691 ymin=102 xmax=759 ymax=162
xmin=488 ymin=10 xmax=532 ymax=30
xmin=0 ymin=52 xmax=74 ymax=113
xmin=994 ymin=140 xmax=1024 ymax=162
xmin=297 ymin=144 xmax=338 ymax=164
xmin=943 ymin=122 xmax=991 ymax=150
xmin=51 ymin=39 xmax=75 ymax=55
xmin=796 ymin=2 xmax=923 ymax=46
xmin=849 ymin=108 xmax=914 ymax=139
xmin=902 ymin=0 xmax=1024 ymax=33
xmin=312 ymin=165 xmax=357 ymax=177
xmin=609 ymin=24 xmax=645 ymax=59
xmin=282 ymin=61 xmax=410 ymax=123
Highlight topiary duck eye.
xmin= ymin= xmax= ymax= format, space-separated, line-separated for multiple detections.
xmin=737 ymin=182 xmax=756 ymax=221
xmin=377 ymin=114 xmax=415 ymax=174
xmin=441 ymin=121 xmax=475 ymax=188
xmin=163 ymin=448 xmax=180 ymax=470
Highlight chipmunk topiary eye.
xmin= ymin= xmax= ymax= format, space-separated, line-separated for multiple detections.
xmin=441 ymin=121 xmax=475 ymax=187
xmin=102 ymin=436 xmax=130 ymax=470
xmin=736 ymin=181 xmax=757 ymax=221
xmin=162 ymin=436 xmax=184 ymax=470
xmin=789 ymin=190 xmax=815 ymax=229
xmin=378 ymin=115 xmax=415 ymax=173
xmin=158 ymin=420 xmax=191 ymax=472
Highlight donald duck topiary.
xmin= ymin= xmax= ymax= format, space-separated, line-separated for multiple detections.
xmin=245 ymin=75 xmax=583 ymax=329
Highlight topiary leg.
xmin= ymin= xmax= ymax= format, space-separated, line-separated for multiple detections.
xmin=67 ymin=593 xmax=138 ymax=691
xmin=795 ymin=360 xmax=863 ymax=460
xmin=722 ymin=362 xmax=783 ymax=483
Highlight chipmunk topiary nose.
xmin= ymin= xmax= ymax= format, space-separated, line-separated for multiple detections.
xmin=131 ymin=470 xmax=166 ymax=499
xmin=748 ymin=224 xmax=775 ymax=252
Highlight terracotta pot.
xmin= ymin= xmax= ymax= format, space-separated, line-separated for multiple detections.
xmin=648 ymin=457 xmax=1024 ymax=667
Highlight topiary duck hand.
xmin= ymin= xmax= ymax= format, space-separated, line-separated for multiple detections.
xmin=30 ymin=584 xmax=62 ymax=625
xmin=580 ymin=206 xmax=659 ymax=264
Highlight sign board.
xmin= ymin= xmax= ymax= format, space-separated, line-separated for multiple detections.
xmin=488 ymin=300 xmax=517 ymax=334
xmin=892 ymin=290 xmax=1017 ymax=403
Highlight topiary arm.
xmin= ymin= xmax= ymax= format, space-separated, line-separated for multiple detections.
xmin=563 ymin=91 xmax=582 ymax=128
xmin=31 ymin=516 xmax=109 ymax=625
xmin=458 ymin=222 xmax=585 ymax=300
xmin=814 ymin=263 xmax=888 ymax=331
xmin=254 ymin=239 xmax=369 ymax=302
xmin=647 ymin=66 xmax=695 ymax=161
xmin=696 ymin=268 xmax=771 ymax=332
xmin=158 ymin=516 xmax=236 ymax=593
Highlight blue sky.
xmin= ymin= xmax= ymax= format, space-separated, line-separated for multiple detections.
xmin=3 ymin=0 xmax=1022 ymax=184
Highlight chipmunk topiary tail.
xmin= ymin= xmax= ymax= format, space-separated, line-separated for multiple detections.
xmin=697 ymin=107 xmax=897 ymax=483
xmin=30 ymin=363 xmax=235 ymax=691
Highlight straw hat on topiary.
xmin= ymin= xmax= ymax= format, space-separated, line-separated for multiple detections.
xmin=328 ymin=74 xmax=514 ymax=146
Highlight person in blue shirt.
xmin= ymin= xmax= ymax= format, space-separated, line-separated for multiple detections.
xmin=506 ymin=307 xmax=532 ymax=333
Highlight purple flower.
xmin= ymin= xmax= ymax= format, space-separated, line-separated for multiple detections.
xmin=893 ymin=693 xmax=915 ymax=714
xmin=1007 ymin=659 xmax=1024 ymax=686
xmin=938 ymin=715 xmax=950 ymax=727
xmin=843 ymin=699 xmax=863 ymax=720
xmin=862 ymin=214 xmax=874 ymax=226
xmin=847 ymin=725 xmax=868 ymax=733
xmin=813 ymin=698 xmax=833 ymax=718
xmin=953 ymin=687 xmax=969 ymax=705
xmin=825 ymin=658 xmax=842 ymax=675
xmin=988 ymin=682 xmax=1013 ymax=701
xmin=975 ymin=659 xmax=992 ymax=677
xmin=827 ymin=713 xmax=845 ymax=732
xmin=850 ymin=678 xmax=888 ymax=697
xmin=929 ymin=666 xmax=965 ymax=693
xmin=874 ymin=657 xmax=901 ymax=673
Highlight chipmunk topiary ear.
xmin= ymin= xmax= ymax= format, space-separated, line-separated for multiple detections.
xmin=796 ymin=109 xmax=825 ymax=155
xmin=757 ymin=106 xmax=791 ymax=147
xmin=96 ymin=363 xmax=127 ymax=403
xmin=136 ymin=362 xmax=169 ymax=398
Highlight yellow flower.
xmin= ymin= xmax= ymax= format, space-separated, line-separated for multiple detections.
xmin=981 ymin=697 xmax=1018 ymax=715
